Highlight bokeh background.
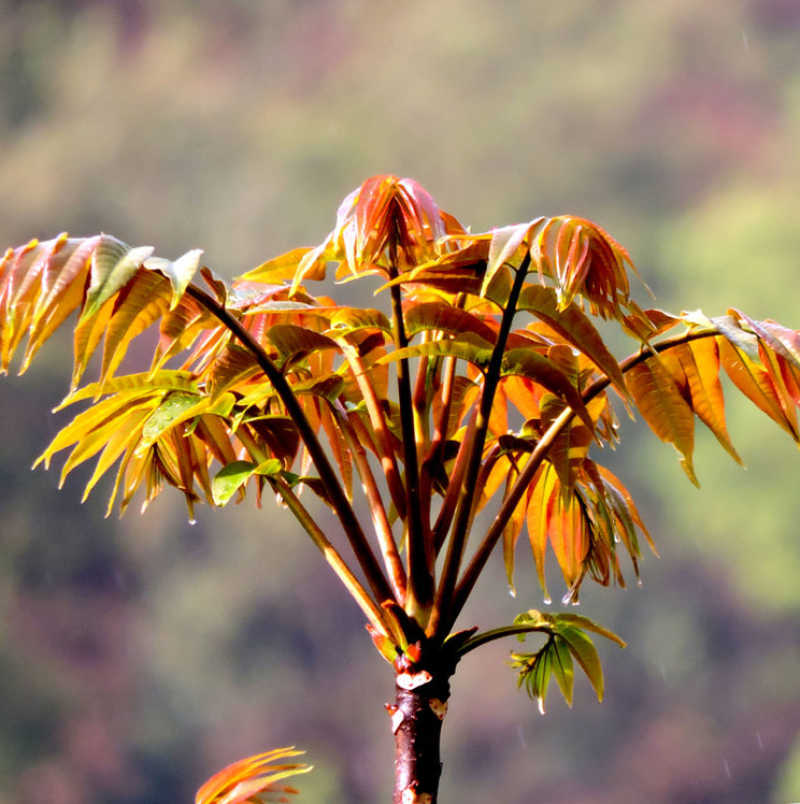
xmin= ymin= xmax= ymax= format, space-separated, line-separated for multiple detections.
xmin=2 ymin=1 xmax=800 ymax=802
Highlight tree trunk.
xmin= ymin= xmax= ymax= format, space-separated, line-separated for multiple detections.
xmin=390 ymin=654 xmax=453 ymax=804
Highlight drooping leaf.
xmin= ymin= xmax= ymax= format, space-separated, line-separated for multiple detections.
xmin=207 ymin=344 xmax=263 ymax=400
xmin=718 ymin=333 xmax=800 ymax=441
xmin=13 ymin=236 xmax=98 ymax=373
xmin=319 ymin=401 xmax=353 ymax=500
xmin=557 ymin=625 xmax=605 ymax=702
xmin=328 ymin=306 xmax=392 ymax=336
xmin=626 ymin=355 xmax=699 ymax=485
xmin=502 ymin=466 xmax=531 ymax=597
xmin=738 ymin=313 xmax=800 ymax=371
xmin=513 ymin=639 xmax=555 ymax=714
xmin=540 ymin=394 xmax=597 ymax=495
xmin=100 ymin=270 xmax=173 ymax=387
xmin=659 ymin=337 xmax=742 ymax=465
xmin=508 ymin=610 xmax=623 ymax=712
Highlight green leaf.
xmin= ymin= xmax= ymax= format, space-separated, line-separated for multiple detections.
xmin=507 ymin=610 xmax=623 ymax=712
xmin=255 ymin=458 xmax=283 ymax=476
xmin=511 ymin=640 xmax=554 ymax=713
xmin=553 ymin=613 xmax=627 ymax=648
xmin=212 ymin=460 xmax=258 ymax=506
xmin=557 ymin=625 xmax=605 ymax=702
xmin=141 ymin=391 xmax=202 ymax=448
xmin=551 ymin=636 xmax=575 ymax=706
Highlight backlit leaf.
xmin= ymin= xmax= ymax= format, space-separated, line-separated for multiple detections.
xmin=145 ymin=248 xmax=203 ymax=310
xmin=100 ymin=270 xmax=172 ymax=386
xmin=404 ymin=301 xmax=497 ymax=343
xmin=526 ymin=463 xmax=557 ymax=602
xmin=659 ymin=337 xmax=742 ymax=465
xmin=718 ymin=336 xmax=800 ymax=441
xmin=558 ymin=625 xmax=604 ymax=702
xmin=555 ymin=612 xmax=627 ymax=648
xmin=483 ymin=218 xmax=546 ymax=294
xmin=238 ymin=247 xmax=316 ymax=284
xmin=196 ymin=748 xmax=311 ymax=804
xmin=378 ymin=337 xmax=494 ymax=372
xmin=551 ymin=636 xmax=575 ymax=706
xmin=17 ymin=236 xmax=98 ymax=372
xmin=500 ymin=348 xmax=593 ymax=431
xmin=328 ymin=307 xmax=392 ymax=335
xmin=140 ymin=391 xmax=203 ymax=448
xmin=212 ymin=461 xmax=258 ymax=506
xmin=516 ymin=284 xmax=627 ymax=393
xmin=266 ymin=324 xmax=339 ymax=363
xmin=627 ymin=356 xmax=698 ymax=485
xmin=84 ymin=236 xmax=154 ymax=318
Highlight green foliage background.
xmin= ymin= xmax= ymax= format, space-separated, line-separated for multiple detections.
xmin=1 ymin=1 xmax=800 ymax=802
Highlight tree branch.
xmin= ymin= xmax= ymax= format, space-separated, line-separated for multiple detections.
xmin=184 ymin=283 xmax=397 ymax=609
xmin=429 ymin=253 xmax=531 ymax=636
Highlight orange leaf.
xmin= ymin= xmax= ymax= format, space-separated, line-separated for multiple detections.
xmin=196 ymin=748 xmax=311 ymax=804
xmin=719 ymin=337 xmax=800 ymax=441
xmin=659 ymin=338 xmax=742 ymax=465
xmin=627 ymin=357 xmax=698 ymax=485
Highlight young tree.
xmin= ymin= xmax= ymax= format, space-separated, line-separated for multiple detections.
xmin=2 ymin=175 xmax=799 ymax=804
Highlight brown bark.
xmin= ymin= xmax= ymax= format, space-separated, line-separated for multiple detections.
xmin=390 ymin=651 xmax=453 ymax=804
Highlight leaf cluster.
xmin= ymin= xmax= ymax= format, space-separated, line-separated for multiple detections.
xmin=3 ymin=175 xmax=800 ymax=704
xmin=505 ymin=610 xmax=625 ymax=714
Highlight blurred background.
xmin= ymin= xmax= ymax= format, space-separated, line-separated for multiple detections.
xmin=2 ymin=1 xmax=800 ymax=802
